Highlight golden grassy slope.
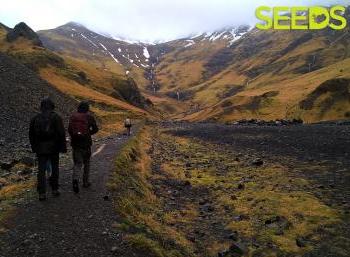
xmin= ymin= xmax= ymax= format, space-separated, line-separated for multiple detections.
xmin=39 ymin=67 xmax=146 ymax=114
xmin=156 ymin=28 xmax=350 ymax=122
xmin=156 ymin=41 xmax=227 ymax=93
xmin=183 ymin=58 xmax=350 ymax=123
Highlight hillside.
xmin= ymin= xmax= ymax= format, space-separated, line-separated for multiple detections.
xmin=154 ymin=23 xmax=350 ymax=123
xmin=0 ymin=52 xmax=76 ymax=161
xmin=38 ymin=22 xmax=152 ymax=89
xmin=0 ymin=22 xmax=151 ymax=140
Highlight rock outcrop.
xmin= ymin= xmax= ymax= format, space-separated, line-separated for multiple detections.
xmin=6 ymin=22 xmax=42 ymax=46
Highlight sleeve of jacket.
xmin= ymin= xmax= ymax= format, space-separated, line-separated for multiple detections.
xmin=29 ymin=117 xmax=37 ymax=153
xmin=56 ymin=115 xmax=67 ymax=153
xmin=68 ymin=115 xmax=73 ymax=137
xmin=88 ymin=115 xmax=99 ymax=135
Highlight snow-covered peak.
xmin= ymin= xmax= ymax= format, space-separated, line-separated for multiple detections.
xmin=199 ymin=25 xmax=250 ymax=41
xmin=173 ymin=25 xmax=251 ymax=49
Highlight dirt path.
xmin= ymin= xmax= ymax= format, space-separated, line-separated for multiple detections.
xmin=0 ymin=134 xmax=137 ymax=257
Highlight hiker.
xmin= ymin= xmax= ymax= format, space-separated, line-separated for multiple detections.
xmin=68 ymin=101 xmax=98 ymax=193
xmin=124 ymin=118 xmax=132 ymax=136
xmin=29 ymin=98 xmax=67 ymax=201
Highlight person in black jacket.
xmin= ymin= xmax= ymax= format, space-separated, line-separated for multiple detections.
xmin=29 ymin=98 xmax=67 ymax=201
xmin=68 ymin=101 xmax=98 ymax=193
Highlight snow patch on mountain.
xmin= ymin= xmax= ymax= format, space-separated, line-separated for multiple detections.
xmin=210 ymin=31 xmax=226 ymax=41
xmin=97 ymin=42 xmax=120 ymax=63
xmin=80 ymin=34 xmax=98 ymax=47
xmin=99 ymin=42 xmax=107 ymax=51
xmin=184 ymin=40 xmax=195 ymax=48
xmin=143 ymin=47 xmax=150 ymax=59
xmin=111 ymin=35 xmax=141 ymax=45
xmin=190 ymin=33 xmax=203 ymax=39
xmin=108 ymin=52 xmax=119 ymax=63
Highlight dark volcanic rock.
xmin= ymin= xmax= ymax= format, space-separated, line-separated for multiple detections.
xmin=111 ymin=77 xmax=150 ymax=108
xmin=0 ymin=161 xmax=14 ymax=170
xmin=218 ymin=242 xmax=245 ymax=257
xmin=296 ymin=236 xmax=307 ymax=248
xmin=6 ymin=22 xmax=42 ymax=46
xmin=252 ymin=158 xmax=264 ymax=166
xmin=0 ymin=52 xmax=76 ymax=161
xmin=20 ymin=156 xmax=36 ymax=167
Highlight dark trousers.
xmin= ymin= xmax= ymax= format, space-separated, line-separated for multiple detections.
xmin=125 ymin=125 xmax=131 ymax=136
xmin=37 ymin=153 xmax=59 ymax=194
xmin=72 ymin=147 xmax=91 ymax=185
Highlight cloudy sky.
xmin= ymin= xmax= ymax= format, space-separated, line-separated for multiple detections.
xmin=0 ymin=0 xmax=348 ymax=42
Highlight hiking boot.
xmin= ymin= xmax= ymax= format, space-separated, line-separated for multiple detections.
xmin=83 ymin=182 xmax=91 ymax=188
xmin=52 ymin=190 xmax=60 ymax=197
xmin=73 ymin=179 xmax=79 ymax=193
xmin=39 ymin=193 xmax=47 ymax=201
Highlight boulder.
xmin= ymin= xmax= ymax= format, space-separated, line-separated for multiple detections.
xmin=0 ymin=161 xmax=13 ymax=170
xmin=252 ymin=158 xmax=264 ymax=166
xmin=6 ymin=22 xmax=42 ymax=46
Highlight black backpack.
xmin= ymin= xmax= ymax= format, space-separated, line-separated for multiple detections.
xmin=34 ymin=113 xmax=55 ymax=140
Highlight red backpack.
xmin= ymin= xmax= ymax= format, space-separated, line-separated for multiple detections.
xmin=69 ymin=113 xmax=89 ymax=137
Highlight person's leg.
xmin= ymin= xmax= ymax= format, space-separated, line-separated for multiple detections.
xmin=37 ymin=155 xmax=48 ymax=200
xmin=50 ymin=154 xmax=60 ymax=196
xmin=72 ymin=148 xmax=83 ymax=193
xmin=83 ymin=148 xmax=91 ymax=187
xmin=127 ymin=126 xmax=131 ymax=136
xmin=47 ymin=160 xmax=53 ymax=187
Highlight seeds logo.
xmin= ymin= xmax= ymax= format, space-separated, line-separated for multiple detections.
xmin=256 ymin=5 xmax=347 ymax=30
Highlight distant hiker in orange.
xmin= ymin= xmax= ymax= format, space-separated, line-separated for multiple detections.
xmin=68 ymin=101 xmax=98 ymax=193
xmin=29 ymin=98 xmax=67 ymax=201
xmin=124 ymin=118 xmax=132 ymax=136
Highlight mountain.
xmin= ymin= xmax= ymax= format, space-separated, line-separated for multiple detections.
xmin=38 ymin=22 xmax=153 ymax=88
xmin=151 ymin=19 xmax=350 ymax=122
xmin=35 ymin=11 xmax=350 ymax=122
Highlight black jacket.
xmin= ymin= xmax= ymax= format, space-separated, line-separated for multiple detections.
xmin=29 ymin=111 xmax=67 ymax=155
xmin=68 ymin=113 xmax=98 ymax=149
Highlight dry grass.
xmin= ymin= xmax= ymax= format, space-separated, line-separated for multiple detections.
xmin=108 ymin=128 xmax=195 ymax=257
xmin=0 ymin=179 xmax=34 ymax=233
xmin=40 ymin=67 xmax=147 ymax=114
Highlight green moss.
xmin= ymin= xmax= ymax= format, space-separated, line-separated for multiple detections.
xmin=109 ymin=129 xmax=194 ymax=257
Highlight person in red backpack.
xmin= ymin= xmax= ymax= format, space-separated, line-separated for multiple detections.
xmin=68 ymin=101 xmax=98 ymax=193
